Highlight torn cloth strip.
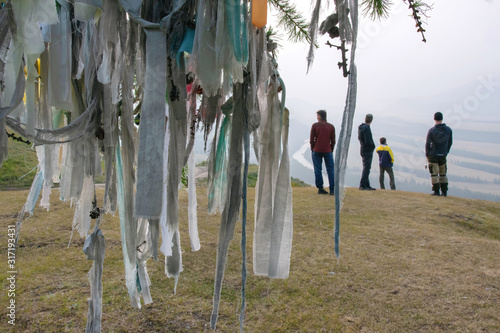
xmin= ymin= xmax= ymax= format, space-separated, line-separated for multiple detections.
xmin=116 ymin=144 xmax=141 ymax=308
xmin=160 ymin=106 xmax=172 ymax=258
xmin=165 ymin=111 xmax=185 ymax=279
xmin=253 ymin=82 xmax=293 ymax=279
xmin=136 ymin=217 xmax=153 ymax=304
xmin=117 ymin=0 xmax=159 ymax=29
xmin=11 ymin=0 xmax=55 ymax=136
xmin=246 ymin=25 xmax=262 ymax=133
xmin=165 ymin=55 xmax=188 ymax=279
xmin=207 ymin=108 xmax=231 ymax=215
xmin=58 ymin=131 xmax=99 ymax=204
xmin=73 ymin=0 xmax=103 ymax=22
xmin=48 ymin=2 xmax=73 ymax=112
xmin=268 ymin=107 xmax=292 ymax=277
xmin=13 ymin=164 xmax=44 ymax=248
xmin=334 ymin=0 xmax=359 ymax=258
xmin=239 ymin=125 xmax=250 ymax=332
xmin=5 ymin=99 xmax=98 ymax=145
xmin=38 ymin=46 xmax=59 ymax=211
xmin=134 ymin=28 xmax=166 ymax=219
xmin=210 ymin=83 xmax=244 ymax=330
xmin=83 ymin=228 xmax=105 ymax=333
xmin=0 ymin=64 xmax=25 ymax=120
xmin=189 ymin=0 xmax=220 ymax=97
xmin=307 ymin=0 xmax=322 ymax=72
xmin=187 ymin=148 xmax=200 ymax=251
xmin=225 ymin=0 xmax=249 ymax=64
xmin=71 ymin=175 xmax=95 ymax=238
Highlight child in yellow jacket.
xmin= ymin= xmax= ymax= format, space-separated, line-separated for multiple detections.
xmin=376 ymin=137 xmax=396 ymax=190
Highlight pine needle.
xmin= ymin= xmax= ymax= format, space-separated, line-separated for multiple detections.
xmin=268 ymin=0 xmax=311 ymax=43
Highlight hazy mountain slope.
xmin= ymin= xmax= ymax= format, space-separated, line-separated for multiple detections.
xmin=286 ymin=79 xmax=500 ymax=201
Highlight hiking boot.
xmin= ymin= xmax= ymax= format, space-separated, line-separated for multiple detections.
xmin=441 ymin=191 xmax=447 ymax=197
xmin=431 ymin=190 xmax=440 ymax=196
xmin=318 ymin=188 xmax=328 ymax=194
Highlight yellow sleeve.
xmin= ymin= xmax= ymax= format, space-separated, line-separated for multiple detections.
xmin=388 ymin=147 xmax=394 ymax=163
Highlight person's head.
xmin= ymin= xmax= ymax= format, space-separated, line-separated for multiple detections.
xmin=434 ymin=111 xmax=443 ymax=124
xmin=365 ymin=113 xmax=373 ymax=124
xmin=380 ymin=137 xmax=386 ymax=145
xmin=317 ymin=110 xmax=327 ymax=122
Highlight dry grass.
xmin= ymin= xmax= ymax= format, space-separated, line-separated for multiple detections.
xmin=0 ymin=187 xmax=499 ymax=332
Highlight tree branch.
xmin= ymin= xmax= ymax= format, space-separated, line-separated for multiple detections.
xmin=268 ymin=0 xmax=311 ymax=44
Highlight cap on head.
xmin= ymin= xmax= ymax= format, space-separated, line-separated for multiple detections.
xmin=317 ymin=110 xmax=327 ymax=121
xmin=380 ymin=137 xmax=386 ymax=145
xmin=365 ymin=113 xmax=373 ymax=123
xmin=434 ymin=112 xmax=443 ymax=121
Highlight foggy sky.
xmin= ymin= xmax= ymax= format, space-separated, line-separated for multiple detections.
xmin=275 ymin=0 xmax=500 ymax=123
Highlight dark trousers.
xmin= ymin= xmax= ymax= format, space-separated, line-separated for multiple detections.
xmin=379 ymin=166 xmax=396 ymax=190
xmin=359 ymin=152 xmax=373 ymax=188
xmin=312 ymin=151 xmax=335 ymax=192
xmin=428 ymin=156 xmax=448 ymax=192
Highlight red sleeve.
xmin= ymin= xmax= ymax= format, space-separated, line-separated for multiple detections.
xmin=310 ymin=124 xmax=316 ymax=150
xmin=331 ymin=125 xmax=336 ymax=152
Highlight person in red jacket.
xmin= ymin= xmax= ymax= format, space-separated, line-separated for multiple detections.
xmin=310 ymin=110 xmax=336 ymax=195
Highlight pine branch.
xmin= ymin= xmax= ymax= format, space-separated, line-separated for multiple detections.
xmin=268 ymin=0 xmax=311 ymax=44
xmin=405 ymin=0 xmax=432 ymax=43
xmin=361 ymin=0 xmax=431 ymax=43
xmin=266 ymin=26 xmax=282 ymax=59
xmin=361 ymin=0 xmax=392 ymax=20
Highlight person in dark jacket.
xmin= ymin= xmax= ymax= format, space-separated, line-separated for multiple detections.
xmin=376 ymin=137 xmax=396 ymax=190
xmin=358 ymin=114 xmax=376 ymax=190
xmin=310 ymin=110 xmax=336 ymax=195
xmin=425 ymin=112 xmax=453 ymax=196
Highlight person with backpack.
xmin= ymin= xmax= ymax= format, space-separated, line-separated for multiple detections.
xmin=425 ymin=112 xmax=453 ymax=196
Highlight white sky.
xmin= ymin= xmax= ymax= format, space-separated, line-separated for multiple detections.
xmin=274 ymin=0 xmax=500 ymax=119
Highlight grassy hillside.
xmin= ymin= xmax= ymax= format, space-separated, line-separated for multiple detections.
xmin=0 ymin=137 xmax=38 ymax=190
xmin=0 ymin=188 xmax=499 ymax=332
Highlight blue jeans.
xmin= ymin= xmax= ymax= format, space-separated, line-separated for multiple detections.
xmin=360 ymin=151 xmax=373 ymax=188
xmin=312 ymin=151 xmax=334 ymax=192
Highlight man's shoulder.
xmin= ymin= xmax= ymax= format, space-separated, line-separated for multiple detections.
xmin=314 ymin=121 xmax=335 ymax=129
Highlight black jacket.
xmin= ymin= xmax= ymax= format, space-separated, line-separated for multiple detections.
xmin=358 ymin=123 xmax=375 ymax=154
xmin=425 ymin=123 xmax=453 ymax=157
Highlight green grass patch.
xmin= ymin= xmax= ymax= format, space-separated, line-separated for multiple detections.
xmin=1 ymin=188 xmax=499 ymax=332
xmin=0 ymin=136 xmax=38 ymax=189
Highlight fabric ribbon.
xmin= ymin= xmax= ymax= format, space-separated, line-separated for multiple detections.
xmin=83 ymin=228 xmax=105 ymax=333
xmin=253 ymin=80 xmax=293 ymax=278
xmin=134 ymin=28 xmax=166 ymax=219
xmin=334 ymin=0 xmax=359 ymax=258
xmin=211 ymin=83 xmax=244 ymax=329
